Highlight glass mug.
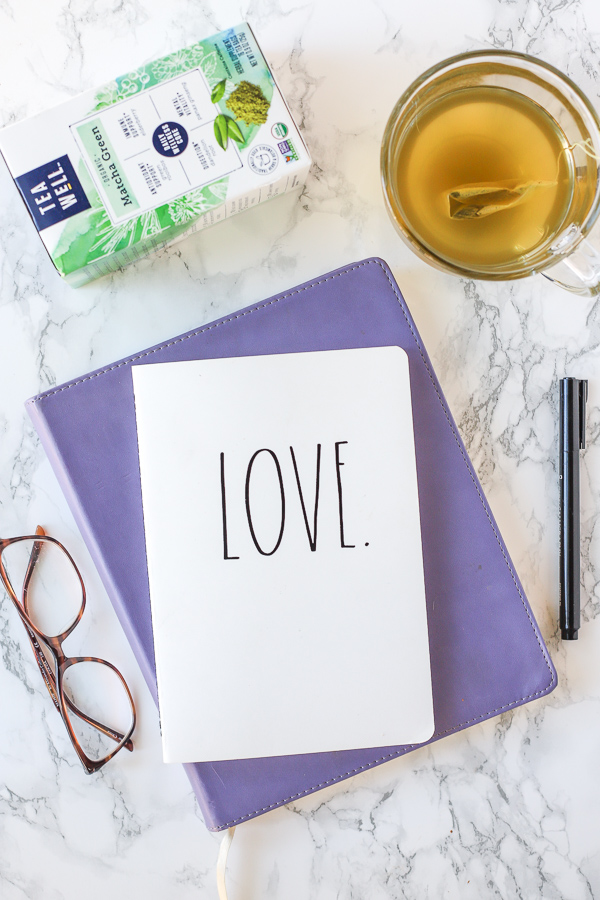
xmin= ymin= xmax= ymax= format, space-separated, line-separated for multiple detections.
xmin=381 ymin=50 xmax=600 ymax=296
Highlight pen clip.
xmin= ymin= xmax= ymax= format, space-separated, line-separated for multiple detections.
xmin=579 ymin=380 xmax=588 ymax=449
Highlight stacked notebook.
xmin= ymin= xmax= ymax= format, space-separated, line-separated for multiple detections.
xmin=26 ymin=257 xmax=557 ymax=831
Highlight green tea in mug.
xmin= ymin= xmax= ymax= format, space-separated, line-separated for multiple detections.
xmin=392 ymin=85 xmax=575 ymax=268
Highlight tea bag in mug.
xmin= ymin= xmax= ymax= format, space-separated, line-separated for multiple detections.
xmin=448 ymin=178 xmax=557 ymax=219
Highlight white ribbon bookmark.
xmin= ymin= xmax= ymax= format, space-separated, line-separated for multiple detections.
xmin=216 ymin=826 xmax=236 ymax=900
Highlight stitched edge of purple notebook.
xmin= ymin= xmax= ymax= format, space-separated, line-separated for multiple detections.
xmin=27 ymin=257 xmax=557 ymax=829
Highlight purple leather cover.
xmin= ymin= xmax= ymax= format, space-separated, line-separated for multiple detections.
xmin=26 ymin=258 xmax=557 ymax=831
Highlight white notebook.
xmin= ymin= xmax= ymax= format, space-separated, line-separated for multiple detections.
xmin=132 ymin=346 xmax=434 ymax=763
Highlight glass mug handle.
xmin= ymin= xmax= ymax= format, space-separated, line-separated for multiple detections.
xmin=542 ymin=227 xmax=600 ymax=296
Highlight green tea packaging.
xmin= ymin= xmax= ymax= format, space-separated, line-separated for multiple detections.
xmin=0 ymin=24 xmax=310 ymax=286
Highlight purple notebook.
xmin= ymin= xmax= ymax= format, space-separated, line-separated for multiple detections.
xmin=26 ymin=258 xmax=557 ymax=831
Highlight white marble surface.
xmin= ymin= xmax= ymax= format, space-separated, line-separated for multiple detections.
xmin=1 ymin=1 xmax=599 ymax=898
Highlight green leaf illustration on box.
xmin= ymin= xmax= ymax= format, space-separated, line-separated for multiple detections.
xmin=52 ymin=162 xmax=230 ymax=275
xmin=92 ymin=42 xmax=226 ymax=111
xmin=211 ymin=79 xmax=227 ymax=104
xmin=214 ymin=114 xmax=229 ymax=150
xmin=226 ymin=118 xmax=245 ymax=144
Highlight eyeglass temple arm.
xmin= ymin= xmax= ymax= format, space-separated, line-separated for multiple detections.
xmin=22 ymin=527 xmax=133 ymax=752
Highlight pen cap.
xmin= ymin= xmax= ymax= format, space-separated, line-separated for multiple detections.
xmin=560 ymin=378 xmax=588 ymax=452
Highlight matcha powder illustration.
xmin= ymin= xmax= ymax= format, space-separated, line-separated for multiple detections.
xmin=226 ymin=81 xmax=271 ymax=126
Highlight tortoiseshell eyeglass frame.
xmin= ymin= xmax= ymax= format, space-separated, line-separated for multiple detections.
xmin=0 ymin=526 xmax=136 ymax=774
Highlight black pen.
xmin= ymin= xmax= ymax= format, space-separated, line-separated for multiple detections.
xmin=559 ymin=377 xmax=588 ymax=641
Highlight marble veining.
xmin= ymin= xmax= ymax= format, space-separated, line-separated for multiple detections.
xmin=1 ymin=1 xmax=600 ymax=898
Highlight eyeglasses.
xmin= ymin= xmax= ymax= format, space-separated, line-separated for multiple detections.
xmin=0 ymin=526 xmax=136 ymax=773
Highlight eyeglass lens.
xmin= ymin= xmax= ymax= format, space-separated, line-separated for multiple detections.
xmin=2 ymin=537 xmax=135 ymax=763
xmin=62 ymin=660 xmax=135 ymax=762
xmin=2 ymin=537 xmax=83 ymax=636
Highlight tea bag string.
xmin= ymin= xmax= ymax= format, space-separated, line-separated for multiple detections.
xmin=566 ymin=137 xmax=600 ymax=161
xmin=217 ymin=826 xmax=236 ymax=900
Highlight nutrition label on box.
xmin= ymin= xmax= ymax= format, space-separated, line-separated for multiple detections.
xmin=70 ymin=69 xmax=242 ymax=224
